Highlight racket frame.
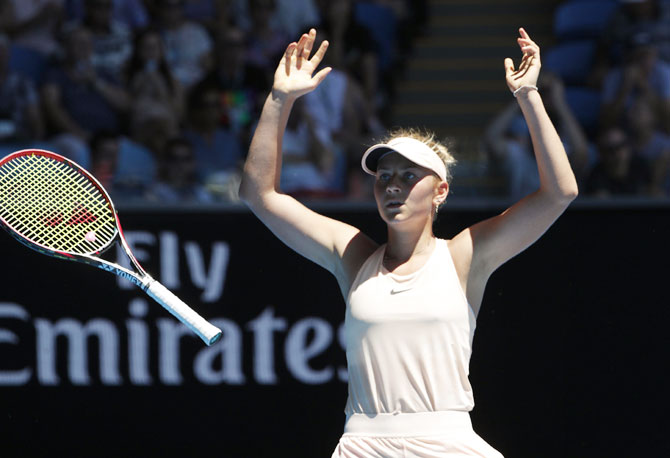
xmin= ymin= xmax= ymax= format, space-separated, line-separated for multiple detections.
xmin=0 ymin=149 xmax=222 ymax=345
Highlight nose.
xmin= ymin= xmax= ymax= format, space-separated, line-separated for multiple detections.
xmin=385 ymin=176 xmax=401 ymax=194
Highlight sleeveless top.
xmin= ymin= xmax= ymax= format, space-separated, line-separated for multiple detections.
xmin=344 ymin=238 xmax=476 ymax=416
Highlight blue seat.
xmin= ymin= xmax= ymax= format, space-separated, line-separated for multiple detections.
xmin=554 ymin=0 xmax=619 ymax=41
xmin=564 ymin=86 xmax=602 ymax=135
xmin=354 ymin=1 xmax=397 ymax=70
xmin=543 ymin=40 xmax=597 ymax=85
xmin=8 ymin=45 xmax=49 ymax=85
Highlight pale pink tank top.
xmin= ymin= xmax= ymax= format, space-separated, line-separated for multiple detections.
xmin=344 ymin=238 xmax=476 ymax=416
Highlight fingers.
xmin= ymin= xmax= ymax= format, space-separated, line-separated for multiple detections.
xmin=505 ymin=55 xmax=531 ymax=81
xmin=310 ymin=36 xmax=329 ymax=68
xmin=295 ymin=29 xmax=322 ymax=70
xmin=504 ymin=57 xmax=515 ymax=77
xmin=302 ymin=29 xmax=316 ymax=60
xmin=513 ymin=56 xmax=532 ymax=80
xmin=295 ymin=32 xmax=310 ymax=69
xmin=517 ymin=27 xmax=540 ymax=58
xmin=283 ymin=42 xmax=297 ymax=75
xmin=312 ymin=66 xmax=332 ymax=87
xmin=280 ymin=29 xmax=328 ymax=77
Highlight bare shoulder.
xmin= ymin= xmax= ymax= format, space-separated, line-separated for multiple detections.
xmin=446 ymin=228 xmax=475 ymax=274
xmin=336 ymin=230 xmax=379 ymax=295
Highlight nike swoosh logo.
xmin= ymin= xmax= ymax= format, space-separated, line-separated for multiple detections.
xmin=390 ymin=288 xmax=411 ymax=295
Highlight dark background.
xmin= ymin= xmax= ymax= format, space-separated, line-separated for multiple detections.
xmin=1 ymin=202 xmax=669 ymax=458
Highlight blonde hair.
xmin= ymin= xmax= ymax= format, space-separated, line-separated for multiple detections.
xmin=380 ymin=127 xmax=457 ymax=184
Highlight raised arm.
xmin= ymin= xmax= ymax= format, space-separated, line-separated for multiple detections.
xmin=450 ymin=28 xmax=579 ymax=314
xmin=238 ymin=29 xmax=377 ymax=293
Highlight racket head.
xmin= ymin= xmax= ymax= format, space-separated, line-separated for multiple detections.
xmin=0 ymin=149 xmax=119 ymax=259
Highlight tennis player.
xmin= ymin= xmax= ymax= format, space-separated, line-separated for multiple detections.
xmin=240 ymin=28 xmax=577 ymax=457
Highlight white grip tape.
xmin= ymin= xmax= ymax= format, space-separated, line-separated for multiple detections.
xmin=146 ymin=280 xmax=222 ymax=345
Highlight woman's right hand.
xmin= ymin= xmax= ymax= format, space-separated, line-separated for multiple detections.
xmin=272 ymin=29 xmax=331 ymax=100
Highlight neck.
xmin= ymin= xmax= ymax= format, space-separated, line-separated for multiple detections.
xmin=385 ymin=223 xmax=435 ymax=264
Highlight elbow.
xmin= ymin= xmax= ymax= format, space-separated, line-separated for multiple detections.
xmin=238 ymin=175 xmax=271 ymax=210
xmin=564 ymin=187 xmax=579 ymax=204
xmin=557 ymin=182 xmax=579 ymax=205
xmin=565 ymin=174 xmax=580 ymax=201
xmin=543 ymin=180 xmax=578 ymax=207
xmin=237 ymin=176 xmax=254 ymax=207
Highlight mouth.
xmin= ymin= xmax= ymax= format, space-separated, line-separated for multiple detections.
xmin=385 ymin=200 xmax=403 ymax=209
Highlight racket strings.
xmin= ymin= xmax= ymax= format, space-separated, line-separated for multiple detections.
xmin=0 ymin=154 xmax=117 ymax=254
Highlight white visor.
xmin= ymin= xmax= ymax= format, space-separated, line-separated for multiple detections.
xmin=361 ymin=137 xmax=447 ymax=182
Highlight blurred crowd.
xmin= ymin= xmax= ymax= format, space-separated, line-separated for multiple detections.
xmin=0 ymin=0 xmax=425 ymax=204
xmin=485 ymin=0 xmax=670 ymax=200
xmin=1 ymin=0 xmax=669 ymax=204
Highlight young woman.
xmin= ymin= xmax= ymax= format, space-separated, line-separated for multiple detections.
xmin=239 ymin=28 xmax=578 ymax=458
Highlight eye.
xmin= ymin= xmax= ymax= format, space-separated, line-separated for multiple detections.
xmin=403 ymin=171 xmax=416 ymax=181
xmin=377 ymin=172 xmax=391 ymax=182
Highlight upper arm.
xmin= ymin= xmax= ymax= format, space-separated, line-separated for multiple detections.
xmin=246 ymin=191 xmax=377 ymax=290
xmin=472 ymin=191 xmax=574 ymax=274
xmin=450 ymin=190 xmax=575 ymax=312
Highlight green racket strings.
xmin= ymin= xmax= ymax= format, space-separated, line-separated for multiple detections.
xmin=0 ymin=154 xmax=117 ymax=254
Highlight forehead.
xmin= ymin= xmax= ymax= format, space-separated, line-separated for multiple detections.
xmin=376 ymin=152 xmax=422 ymax=170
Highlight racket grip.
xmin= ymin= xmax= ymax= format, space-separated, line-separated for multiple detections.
xmin=146 ymin=280 xmax=222 ymax=346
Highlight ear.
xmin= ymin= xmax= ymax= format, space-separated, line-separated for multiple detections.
xmin=434 ymin=180 xmax=449 ymax=206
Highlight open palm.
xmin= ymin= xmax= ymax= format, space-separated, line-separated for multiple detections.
xmin=273 ymin=29 xmax=331 ymax=100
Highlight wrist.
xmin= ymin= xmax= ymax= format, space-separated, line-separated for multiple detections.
xmin=270 ymin=87 xmax=297 ymax=104
xmin=512 ymin=84 xmax=538 ymax=98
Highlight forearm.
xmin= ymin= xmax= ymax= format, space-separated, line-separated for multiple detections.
xmin=553 ymin=103 xmax=589 ymax=178
xmin=94 ymin=78 xmax=130 ymax=111
xmin=239 ymin=91 xmax=294 ymax=203
xmin=43 ymin=95 xmax=88 ymax=138
xmin=516 ymin=90 xmax=578 ymax=200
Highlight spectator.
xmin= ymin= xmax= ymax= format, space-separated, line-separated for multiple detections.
xmin=318 ymin=0 xmax=380 ymax=116
xmin=69 ymin=0 xmax=134 ymax=81
xmin=244 ymin=0 xmax=289 ymax=72
xmin=484 ymin=105 xmax=539 ymax=200
xmin=585 ymin=127 xmax=651 ymax=197
xmin=271 ymin=0 xmax=321 ymax=37
xmin=65 ymin=0 xmax=149 ymax=30
xmin=598 ymin=0 xmax=670 ymax=66
xmin=0 ymin=34 xmax=46 ymax=155
xmin=153 ymin=0 xmax=214 ymax=88
xmin=146 ymin=137 xmax=215 ymax=203
xmin=625 ymin=98 xmax=670 ymax=195
xmin=89 ymin=130 xmax=119 ymax=189
xmin=599 ymin=31 xmax=670 ymax=133
xmin=203 ymin=26 xmax=270 ymax=149
xmin=0 ymin=0 xmax=64 ymax=58
xmin=42 ymin=25 xmax=130 ymax=168
xmin=124 ymin=27 xmax=184 ymax=136
xmin=230 ymin=0 xmax=321 ymax=38
xmin=183 ymin=82 xmax=244 ymax=184
xmin=180 ymin=0 xmax=236 ymax=33
xmin=89 ymin=130 xmax=155 ymax=201
xmin=280 ymin=98 xmax=343 ymax=198
xmin=301 ymin=32 xmax=385 ymax=199
xmin=485 ymin=73 xmax=591 ymax=199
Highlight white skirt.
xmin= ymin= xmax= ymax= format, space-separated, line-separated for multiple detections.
xmin=331 ymin=411 xmax=504 ymax=458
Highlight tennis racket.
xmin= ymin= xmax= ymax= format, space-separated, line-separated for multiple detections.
xmin=0 ymin=149 xmax=222 ymax=346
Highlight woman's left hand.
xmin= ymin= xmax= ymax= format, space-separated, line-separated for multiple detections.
xmin=504 ymin=28 xmax=541 ymax=95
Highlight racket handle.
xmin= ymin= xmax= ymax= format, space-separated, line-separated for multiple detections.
xmin=146 ymin=280 xmax=222 ymax=346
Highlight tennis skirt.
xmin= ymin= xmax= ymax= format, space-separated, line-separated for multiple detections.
xmin=330 ymin=411 xmax=504 ymax=458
